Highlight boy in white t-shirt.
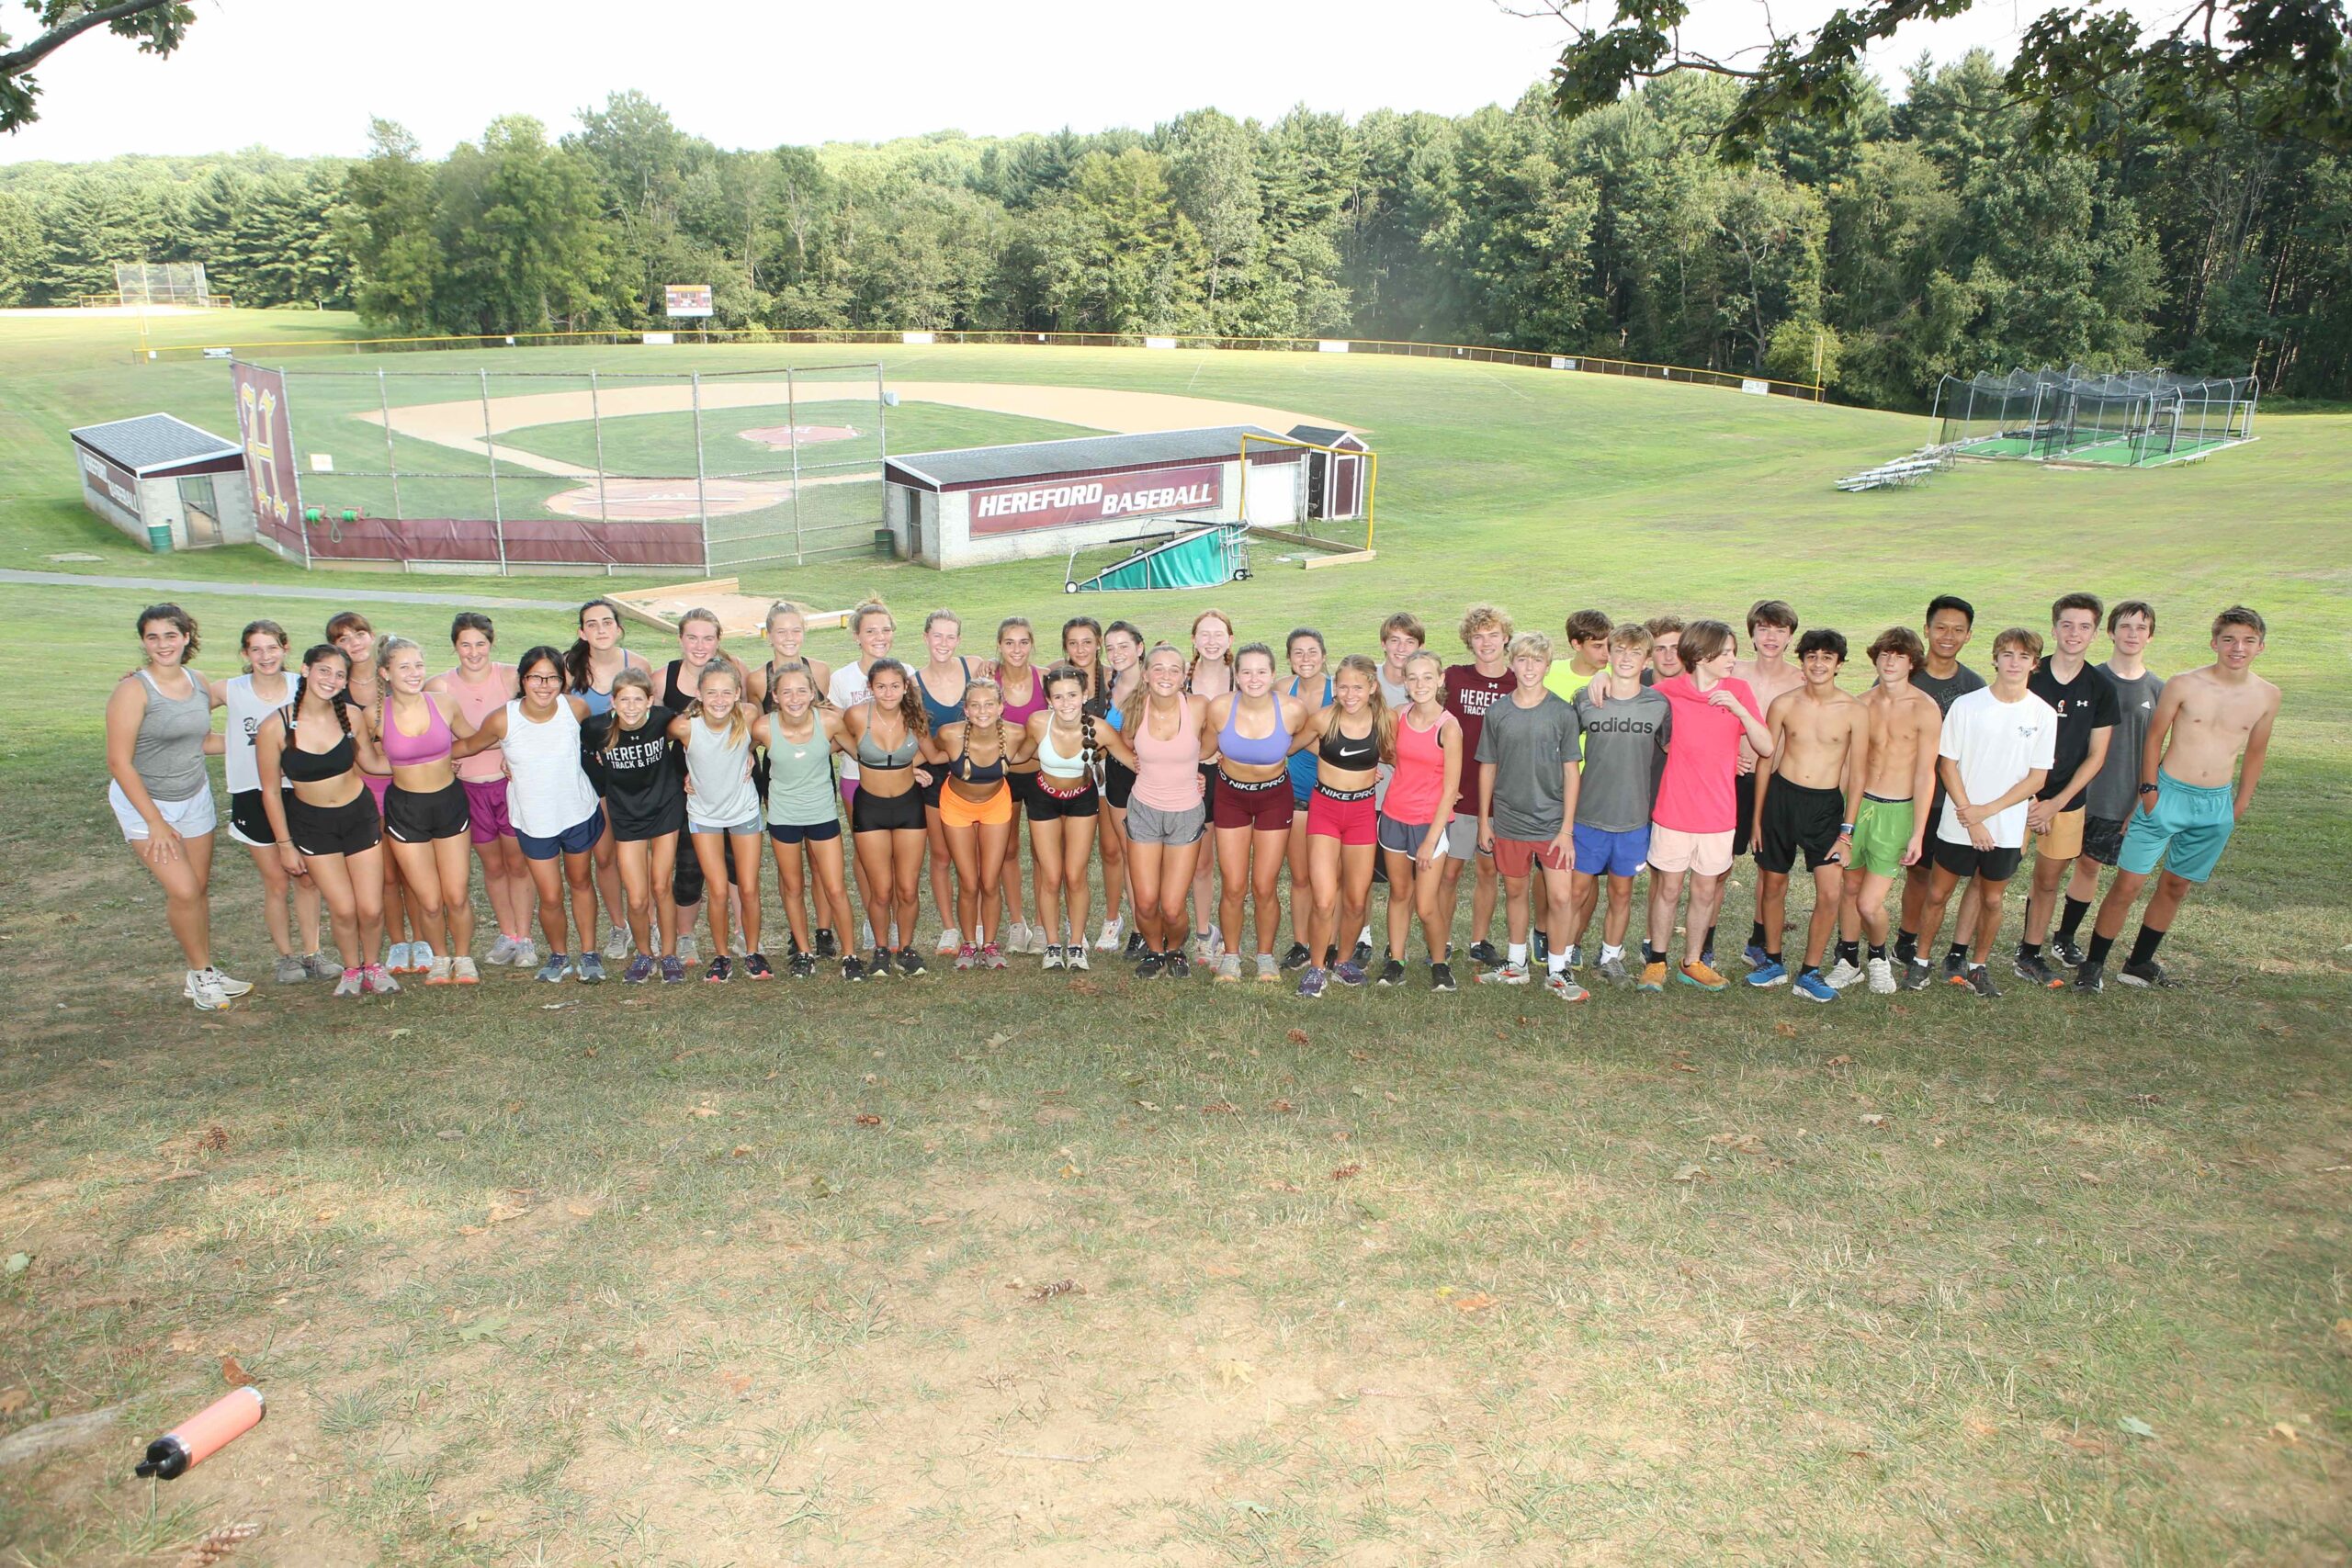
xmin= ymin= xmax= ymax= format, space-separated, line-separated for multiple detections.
xmin=1901 ymin=627 xmax=2056 ymax=998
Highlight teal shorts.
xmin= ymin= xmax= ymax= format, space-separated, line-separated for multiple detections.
xmin=2117 ymin=771 xmax=2234 ymax=884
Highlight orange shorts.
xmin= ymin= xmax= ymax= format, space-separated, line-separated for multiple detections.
xmin=940 ymin=781 xmax=1012 ymax=830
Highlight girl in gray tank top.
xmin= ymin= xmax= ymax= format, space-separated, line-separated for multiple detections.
xmin=130 ymin=666 xmax=215 ymax=802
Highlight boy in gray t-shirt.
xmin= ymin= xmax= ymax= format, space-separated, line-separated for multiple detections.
xmin=1566 ymin=623 xmax=1673 ymax=982
xmin=1474 ymin=634 xmax=1585 ymax=998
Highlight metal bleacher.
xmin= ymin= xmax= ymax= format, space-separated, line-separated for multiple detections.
xmin=1837 ymin=445 xmax=1955 ymax=492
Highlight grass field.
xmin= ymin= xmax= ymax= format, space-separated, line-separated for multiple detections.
xmin=2 ymin=310 xmax=2348 ymax=1565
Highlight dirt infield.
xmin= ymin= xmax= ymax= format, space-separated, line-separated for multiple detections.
xmin=542 ymin=477 xmax=794 ymax=521
xmin=738 ymin=423 xmax=862 ymax=448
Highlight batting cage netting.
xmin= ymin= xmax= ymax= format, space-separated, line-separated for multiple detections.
xmin=1931 ymin=366 xmax=2259 ymax=467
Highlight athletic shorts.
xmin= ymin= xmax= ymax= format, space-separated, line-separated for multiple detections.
xmin=1103 ymin=757 xmax=1136 ymax=810
xmin=1733 ymin=770 xmax=1758 ymax=858
xmin=1848 ymin=795 xmax=1916 ymax=879
xmin=1215 ymin=772 xmax=1294 ymax=833
xmin=1125 ymin=799 xmax=1205 ymax=847
xmin=1306 ymin=784 xmax=1376 ymax=845
xmin=1376 ymin=813 xmax=1437 ymax=856
xmin=226 ymin=787 xmax=277 ymax=848
xmin=285 ymin=789 xmax=381 ymax=860
xmin=518 ymin=807 xmax=605 ymax=862
xmin=1494 ymin=834 xmax=1570 ymax=877
xmin=1572 ymin=822 xmax=1648 ymax=879
xmin=1931 ymin=837 xmax=2021 ymax=883
xmin=1649 ymin=824 xmax=1734 ymax=877
xmin=1029 ymin=775 xmax=1101 ymax=820
xmin=850 ymin=785 xmax=925 ymax=834
xmin=2081 ymin=813 xmax=2128 ymax=867
xmin=611 ymin=798 xmax=685 ymax=844
xmin=1006 ymin=771 xmax=1043 ymax=813
xmin=384 ymin=779 xmax=470 ymax=844
xmin=689 ymin=813 xmax=763 ymax=837
xmin=2033 ymin=805 xmax=2086 ymax=862
xmin=109 ymin=781 xmax=217 ymax=842
xmin=916 ymin=768 xmax=944 ymax=809
xmin=1444 ymin=812 xmax=1487 ymax=862
xmin=2117 ymin=772 xmax=2235 ymax=884
xmin=462 ymin=776 xmax=514 ymax=843
xmin=1755 ymin=778 xmax=1845 ymax=874
xmin=941 ymin=781 xmax=1013 ymax=830
xmin=364 ymin=772 xmax=390 ymax=810
xmin=767 ymin=816 xmax=842 ymax=845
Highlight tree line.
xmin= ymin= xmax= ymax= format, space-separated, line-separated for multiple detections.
xmin=2 ymin=59 xmax=2345 ymax=407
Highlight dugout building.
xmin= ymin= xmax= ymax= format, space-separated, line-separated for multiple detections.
xmin=69 ymin=414 xmax=257 ymax=553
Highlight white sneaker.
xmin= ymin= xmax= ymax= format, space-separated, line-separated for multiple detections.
xmin=1826 ymin=958 xmax=1867 ymax=990
xmin=1094 ymin=917 xmax=1123 ymax=952
xmin=485 ymin=933 xmax=518 ymax=966
xmin=604 ymin=923 xmax=630 ymax=960
xmin=676 ymin=933 xmax=698 ymax=964
xmin=936 ymin=926 xmax=962 ymax=955
xmin=1066 ymin=944 xmax=1090 ymax=971
xmin=509 ymin=939 xmax=539 ymax=971
xmin=1866 ymin=957 xmax=1895 ymax=995
xmin=184 ymin=970 xmax=231 ymax=1010
xmin=410 ymin=941 xmax=435 ymax=974
xmin=452 ymin=956 xmax=481 ymax=985
xmin=861 ymin=919 xmax=876 ymax=951
xmin=202 ymin=966 xmax=254 ymax=998
xmin=385 ymin=942 xmax=413 ymax=974
xmin=1207 ymin=923 xmax=1226 ymax=961
xmin=425 ymin=955 xmax=454 ymax=986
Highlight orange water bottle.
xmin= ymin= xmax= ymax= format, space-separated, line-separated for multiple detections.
xmin=133 ymin=1387 xmax=266 ymax=1479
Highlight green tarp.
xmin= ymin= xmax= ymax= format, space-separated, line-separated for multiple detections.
xmin=1070 ymin=524 xmax=1247 ymax=592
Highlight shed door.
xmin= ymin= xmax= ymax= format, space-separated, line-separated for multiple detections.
xmin=1330 ymin=455 xmax=1362 ymax=520
xmin=180 ymin=476 xmax=221 ymax=547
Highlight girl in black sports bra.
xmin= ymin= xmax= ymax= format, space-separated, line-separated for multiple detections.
xmin=1293 ymin=655 xmax=1396 ymax=998
xmin=838 ymin=658 xmax=930 ymax=981
xmin=254 ymin=644 xmax=396 ymax=998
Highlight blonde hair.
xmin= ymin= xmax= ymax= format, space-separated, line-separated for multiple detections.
xmin=597 ymin=666 xmax=659 ymax=758
xmin=851 ymin=597 xmax=894 ymax=636
xmin=764 ymin=600 xmax=808 ymax=635
xmin=690 ymin=660 xmax=751 ymax=749
xmin=1126 ymin=643 xmax=1187 ymax=733
xmin=677 ymin=606 xmax=722 ymax=638
xmin=1507 ymin=631 xmax=1553 ymax=663
xmin=1458 ymin=604 xmax=1512 ymax=646
xmin=1609 ymin=622 xmax=1655 ymax=653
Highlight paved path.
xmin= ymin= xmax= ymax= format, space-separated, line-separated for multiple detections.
xmin=0 ymin=569 xmax=577 ymax=610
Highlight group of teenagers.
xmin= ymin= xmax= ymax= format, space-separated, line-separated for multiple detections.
xmin=105 ymin=584 xmax=2278 ymax=1012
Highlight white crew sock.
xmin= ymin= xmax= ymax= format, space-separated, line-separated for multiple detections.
xmin=1548 ymin=952 xmax=1568 ymax=976
xmin=1601 ymin=943 xmax=1623 ymax=964
xmin=1509 ymin=942 xmax=1527 ymax=965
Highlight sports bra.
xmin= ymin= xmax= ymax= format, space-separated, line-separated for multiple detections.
xmin=1318 ymin=715 xmax=1380 ymax=770
xmin=999 ymin=668 xmax=1046 ymax=728
xmin=380 ymin=694 xmax=454 ymax=768
xmin=915 ymin=658 xmax=971 ymax=729
xmin=1218 ymin=696 xmax=1290 ymax=768
xmin=278 ymin=707 xmax=356 ymax=784
xmin=1037 ymin=716 xmax=1088 ymax=779
xmin=856 ymin=718 xmax=919 ymax=769
xmin=954 ymin=723 xmax=1008 ymax=785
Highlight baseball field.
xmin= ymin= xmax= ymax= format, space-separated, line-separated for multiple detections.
xmin=1 ymin=308 xmax=2346 ymax=1564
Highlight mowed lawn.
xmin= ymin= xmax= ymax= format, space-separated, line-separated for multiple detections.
xmin=1 ymin=315 xmax=2348 ymax=1564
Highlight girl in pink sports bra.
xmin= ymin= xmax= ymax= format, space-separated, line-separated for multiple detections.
xmin=988 ymin=616 xmax=1043 ymax=952
xmin=1084 ymin=644 xmax=1204 ymax=977
xmin=328 ymin=610 xmax=423 ymax=970
xmin=432 ymin=612 xmax=533 ymax=966
xmin=377 ymin=636 xmax=480 ymax=987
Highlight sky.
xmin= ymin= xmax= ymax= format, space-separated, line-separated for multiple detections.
xmin=0 ymin=0 xmax=2035 ymax=164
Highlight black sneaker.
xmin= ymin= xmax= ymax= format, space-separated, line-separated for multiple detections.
xmin=1124 ymin=929 xmax=1148 ymax=959
xmin=1468 ymin=940 xmax=1502 ymax=967
xmin=2051 ymin=936 xmax=2087 ymax=969
xmin=2119 ymin=958 xmax=2174 ymax=988
xmin=1135 ymin=950 xmax=1166 ymax=979
xmin=1350 ymin=940 xmax=1373 ymax=968
xmin=1898 ymin=958 xmax=1934 ymax=991
xmin=814 ymin=927 xmax=839 ymax=959
xmin=1376 ymin=958 xmax=1407 ymax=987
xmin=1322 ymin=944 xmax=1340 ymax=969
xmin=1430 ymin=961 xmax=1457 ymax=993
xmin=1165 ymin=949 xmax=1192 ymax=980
xmin=896 ymin=945 xmax=926 ymax=977
xmin=1280 ymin=942 xmax=1312 ymax=972
xmin=2074 ymin=960 xmax=2105 ymax=994
xmin=704 ymin=954 xmax=733 ymax=983
xmin=786 ymin=931 xmax=803 ymax=958
xmin=841 ymin=954 xmax=866 ymax=983
xmin=2011 ymin=950 xmax=2063 ymax=989
xmin=869 ymin=947 xmax=893 ymax=978
xmin=1531 ymin=930 xmax=1549 ymax=965
xmin=742 ymin=951 xmax=774 ymax=980
xmin=1941 ymin=947 xmax=1969 ymax=985
xmin=788 ymin=951 xmax=816 ymax=979
xmin=1966 ymin=964 xmax=2001 ymax=998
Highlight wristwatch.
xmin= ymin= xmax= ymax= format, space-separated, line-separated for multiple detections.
xmin=2138 ymin=783 xmax=2159 ymax=795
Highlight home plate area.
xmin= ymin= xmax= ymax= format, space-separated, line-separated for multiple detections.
xmin=737 ymin=423 xmax=862 ymax=448
xmin=542 ymin=478 xmax=793 ymax=520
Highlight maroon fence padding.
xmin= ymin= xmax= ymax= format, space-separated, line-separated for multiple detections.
xmin=301 ymin=516 xmax=705 ymax=568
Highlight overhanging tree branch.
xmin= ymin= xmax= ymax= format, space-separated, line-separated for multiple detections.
xmin=2 ymin=0 xmax=195 ymax=133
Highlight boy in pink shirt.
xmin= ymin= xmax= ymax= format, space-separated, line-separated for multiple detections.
xmin=1639 ymin=618 xmax=1772 ymax=993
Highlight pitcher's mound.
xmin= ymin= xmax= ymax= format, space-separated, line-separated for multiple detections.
xmin=544 ymin=478 xmax=792 ymax=521
xmin=739 ymin=424 xmax=861 ymax=449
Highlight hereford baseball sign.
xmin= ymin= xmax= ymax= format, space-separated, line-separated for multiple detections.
xmin=968 ymin=463 xmax=1222 ymax=536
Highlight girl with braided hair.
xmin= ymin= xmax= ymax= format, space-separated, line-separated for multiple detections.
xmin=922 ymin=677 xmax=1032 ymax=970
xmin=1023 ymin=663 xmax=1102 ymax=971
xmin=255 ymin=645 xmax=394 ymax=998
xmin=1061 ymin=615 xmax=1127 ymax=953
xmin=839 ymin=657 xmax=929 ymax=980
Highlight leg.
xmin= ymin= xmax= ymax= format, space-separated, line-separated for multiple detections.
xmin=1286 ymin=807 xmax=1314 ymax=952
xmin=1756 ymin=869 xmax=1790 ymax=959
xmin=379 ymin=846 xmax=408 ymax=946
xmin=1969 ymin=875 xmax=2010 ymax=958
xmin=1602 ymin=874 xmax=1635 ymax=948
xmin=1335 ymin=842 xmax=1374 ymax=970
xmin=1188 ymin=830 xmax=1214 ymax=944
xmin=649 ymin=834 xmax=679 ymax=956
xmin=729 ymin=833 xmax=764 ymax=955
xmin=1129 ymin=840 xmax=1169 ymax=953
xmin=305 ymin=852 xmax=364 ymax=970
xmin=616 ymin=838 xmax=653 ymax=953
xmin=526 ymin=853 xmax=569 ymax=953
xmin=1060 ymin=813 xmax=1097 ymax=947
xmin=1857 ymin=872 xmax=1898 ymax=948
xmin=476 ymin=834 xmax=528 ymax=942
xmin=1250 ymin=828 xmax=1287 ymax=958
xmin=808 ymin=837 xmax=856 ymax=945
xmin=433 ymin=833 xmax=475 ymax=956
xmin=1306 ymin=834 xmax=1342 ymax=962
xmin=1568 ymin=869 xmax=1600 ymax=953
xmin=387 ymin=835 xmax=452 ymax=955
xmin=562 ymin=848 xmax=600 ymax=955
xmin=2024 ymin=849 xmax=2069 ymax=946
xmin=1096 ymin=804 xmax=1125 ymax=929
xmin=244 ymin=841 xmax=298 ymax=959
xmin=1469 ymin=851 xmax=1499 ymax=953
xmin=1413 ymin=852 xmax=1450 ymax=960
xmin=1948 ymin=877 xmax=1982 ymax=957
xmin=1383 ymin=849 xmax=1418 ymax=961
xmin=1680 ymin=866 xmax=1725 ymax=967
xmin=888 ymin=829 xmax=926 ymax=946
xmin=1645 ymin=867 xmax=1687 ymax=956
xmin=594 ymin=816 xmax=628 ymax=939
xmin=1031 ymin=817 xmax=1068 ymax=950
xmin=134 ymin=833 xmax=214 ymax=971
xmin=1216 ymin=828 xmax=1254 ymax=955
xmin=1160 ymin=838 xmax=1201 ymax=949
xmin=944 ymin=821 xmax=982 ymax=942
xmin=1802 ymin=864 xmax=1842 ymax=970
xmin=845 ymin=782 xmax=877 ymax=942
xmin=978 ymin=820 xmax=1013 ymax=941
xmin=694 ymin=831 xmax=734 ymax=955
xmin=1500 ymin=870 xmax=1532 ymax=950
xmin=1538 ymin=862 xmax=1576 ymax=970
xmin=925 ymin=805 xmax=956 ymax=937
xmin=769 ymin=836 xmax=813 ymax=957
xmin=1913 ymin=864 xmax=1962 ymax=957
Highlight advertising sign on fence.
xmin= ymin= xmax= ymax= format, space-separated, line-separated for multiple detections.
xmin=664 ymin=285 xmax=714 ymax=318
xmin=968 ymin=463 xmax=1223 ymax=537
xmin=230 ymin=363 xmax=301 ymax=550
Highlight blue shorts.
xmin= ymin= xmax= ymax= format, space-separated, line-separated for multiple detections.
xmin=2117 ymin=771 xmax=2235 ymax=883
xmin=1573 ymin=822 xmax=1649 ymax=879
xmin=517 ymin=806 xmax=605 ymax=862
xmin=767 ymin=817 xmax=842 ymax=845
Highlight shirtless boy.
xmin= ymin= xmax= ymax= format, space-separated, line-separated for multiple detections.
xmin=1722 ymin=600 xmax=1805 ymax=969
xmin=1748 ymin=629 xmax=1868 ymax=1002
xmin=1896 ymin=595 xmax=1988 ymax=976
xmin=2075 ymin=606 xmax=2278 ymax=993
xmin=1830 ymin=627 xmax=1940 ymax=993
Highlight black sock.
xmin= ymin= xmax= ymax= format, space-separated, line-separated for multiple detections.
xmin=2055 ymin=896 xmax=2090 ymax=944
xmin=1799 ymin=964 xmax=1820 ymax=979
xmin=1765 ymin=950 xmax=1782 ymax=968
xmin=2129 ymin=924 xmax=2167 ymax=966
xmin=1702 ymin=924 xmax=1718 ymax=956
xmin=1749 ymin=919 xmax=1767 ymax=950
xmin=2018 ymin=941 xmax=2041 ymax=962
xmin=1868 ymin=942 xmax=1886 ymax=963
xmin=2086 ymin=932 xmax=2116 ymax=967
xmin=1836 ymin=939 xmax=1859 ymax=966
xmin=1946 ymin=942 xmax=1970 ymax=965
xmin=1894 ymin=927 xmax=1918 ymax=964
xmin=1642 ymin=941 xmax=1662 ymax=965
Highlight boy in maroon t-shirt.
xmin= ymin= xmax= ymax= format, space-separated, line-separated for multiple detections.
xmin=1435 ymin=604 xmax=1514 ymax=986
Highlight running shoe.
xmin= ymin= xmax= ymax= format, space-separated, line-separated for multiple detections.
xmin=1530 ymin=930 xmax=1549 ymax=965
xmin=868 ymin=947 xmax=894 ymax=977
xmin=1296 ymin=966 xmax=1328 ymax=1000
xmin=1165 ymin=949 xmax=1191 ymax=979
xmin=661 ymin=955 xmax=687 ymax=984
xmin=1206 ymin=923 xmax=1226 ymax=960
xmin=425 ymin=955 xmax=454 ymax=986
xmin=788 ymin=952 xmax=816 ymax=979
xmin=2073 ymin=960 xmax=2105 ymax=994
xmin=1792 ymin=971 xmax=1838 ymax=1004
xmin=1376 ymin=958 xmax=1408 ymax=987
xmin=1095 ymin=918 xmax=1124 ymax=952
xmin=1898 ymin=958 xmax=1935 ymax=992
xmin=704 ymin=954 xmax=733 ymax=983
xmin=1866 ymin=957 xmax=1896 ymax=995
xmin=484 ymin=934 xmax=518 ymax=967
xmin=1941 ymin=947 xmax=1970 ymax=986
xmin=536 ymin=953 xmax=572 ymax=984
xmin=1699 ymin=949 xmax=1717 ymax=972
xmin=1067 ymin=940 xmax=1091 ymax=971
xmin=1004 ymin=919 xmax=1032 ymax=956
xmin=1194 ymin=931 xmax=1219 ymax=966
xmin=1215 ymin=953 xmax=1243 ymax=983
xmin=2119 ymin=959 xmax=2175 ymax=989
xmin=2052 ymin=937 xmax=2088 ymax=969
xmin=980 ymin=942 xmax=1007 ymax=970
xmin=956 ymin=943 xmax=978 ymax=971
xmin=1322 ymin=944 xmax=1340 ymax=969
xmin=273 ymin=953 xmax=310 ymax=985
xmin=897 ymin=946 xmax=926 ymax=977
xmin=623 ymin=953 xmax=655 ymax=985
xmin=184 ymin=969 xmax=231 ymax=1011
xmin=333 ymin=968 xmax=365 ymax=998
xmin=1044 ymin=944 xmax=1066 ymax=972
xmin=1256 ymin=953 xmax=1280 ymax=983
xmin=1477 ymin=962 xmax=1531 ymax=986
xmin=410 ymin=942 xmax=435 ymax=975
xmin=1598 ymin=953 xmax=1632 ymax=987
xmin=1678 ymin=961 xmax=1729 ymax=992
xmin=1636 ymin=961 xmax=1668 ymax=994
xmin=1135 ymin=951 xmax=1166 ymax=979
xmin=1544 ymin=972 xmax=1589 ymax=1003
xmin=1468 ymin=940 xmax=1502 ymax=968
xmin=1281 ymin=941 xmax=1312 ymax=972
xmin=678 ymin=933 xmax=700 ymax=964
xmin=201 ymin=967 xmax=253 ymax=998
xmin=385 ymin=942 xmax=413 ymax=975
xmin=1746 ymin=961 xmax=1788 ymax=988
xmin=1965 ymin=964 xmax=2001 ymax=998
xmin=1430 ymin=961 xmax=1458 ymax=993
xmin=1335 ymin=961 xmax=1368 ymax=987
xmin=1743 ymin=942 xmax=1771 ymax=971
xmin=936 ymin=926 xmax=962 ymax=955
xmin=575 ymin=953 xmax=607 ymax=984
xmin=453 ymin=955 xmax=481 ymax=985
xmin=302 ymin=951 xmax=337 ymax=979
xmin=1825 ymin=958 xmax=1867 ymax=990
xmin=742 ymin=952 xmax=774 ymax=980
xmin=1124 ymin=930 xmax=1149 ymax=960
xmin=1350 ymin=940 xmax=1374 ymax=970
xmin=811 ymin=928 xmax=837 ymax=959
xmin=363 ymin=964 xmax=401 ymax=996
xmin=861 ymin=919 xmax=877 ymax=951
xmin=841 ymin=954 xmax=865 ymax=983
xmin=604 ymin=924 xmax=630 ymax=961
xmin=510 ymin=940 xmax=539 ymax=971
xmin=1562 ymin=943 xmax=1584 ymax=972
xmin=2012 ymin=950 xmax=2064 ymax=989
